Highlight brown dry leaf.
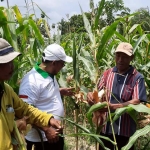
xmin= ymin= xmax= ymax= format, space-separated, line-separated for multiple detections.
xmin=92 ymin=90 xmax=106 ymax=127
xmin=92 ymin=90 xmax=99 ymax=104
xmin=74 ymin=91 xmax=87 ymax=103
xmin=92 ymin=111 xmax=106 ymax=127
xmin=66 ymin=75 xmax=73 ymax=83
xmin=139 ymin=118 xmax=150 ymax=128
xmin=138 ymin=115 xmax=150 ymax=128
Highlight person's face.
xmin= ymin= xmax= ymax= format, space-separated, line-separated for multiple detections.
xmin=115 ymin=52 xmax=133 ymax=73
xmin=48 ymin=60 xmax=65 ymax=75
xmin=0 ymin=61 xmax=14 ymax=81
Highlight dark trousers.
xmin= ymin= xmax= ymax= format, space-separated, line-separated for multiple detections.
xmin=26 ymin=137 xmax=64 ymax=150
xmin=99 ymin=133 xmax=134 ymax=150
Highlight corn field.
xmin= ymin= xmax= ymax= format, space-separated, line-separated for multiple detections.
xmin=0 ymin=0 xmax=150 ymax=149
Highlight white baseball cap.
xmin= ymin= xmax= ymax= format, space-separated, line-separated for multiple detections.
xmin=43 ymin=43 xmax=73 ymax=63
xmin=0 ymin=38 xmax=21 ymax=63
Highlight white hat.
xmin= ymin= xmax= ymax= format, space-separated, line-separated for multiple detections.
xmin=43 ymin=43 xmax=73 ymax=63
xmin=115 ymin=42 xmax=133 ymax=56
xmin=0 ymin=38 xmax=21 ymax=63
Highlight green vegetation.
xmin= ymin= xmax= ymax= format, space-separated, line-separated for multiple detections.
xmin=0 ymin=0 xmax=150 ymax=149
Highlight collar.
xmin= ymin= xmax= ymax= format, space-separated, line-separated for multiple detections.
xmin=112 ymin=65 xmax=134 ymax=75
xmin=34 ymin=63 xmax=54 ymax=79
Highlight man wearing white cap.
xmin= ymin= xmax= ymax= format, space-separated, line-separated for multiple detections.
xmin=87 ymin=42 xmax=147 ymax=150
xmin=0 ymin=38 xmax=63 ymax=150
xmin=19 ymin=43 xmax=74 ymax=150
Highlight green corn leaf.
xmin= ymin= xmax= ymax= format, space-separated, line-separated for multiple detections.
xmin=136 ymin=25 xmax=143 ymax=36
xmin=78 ymin=54 xmax=96 ymax=83
xmin=28 ymin=19 xmax=44 ymax=45
xmin=0 ymin=9 xmax=8 ymax=26
xmin=94 ymin=0 xmax=105 ymax=30
xmin=133 ymin=34 xmax=147 ymax=53
xmin=114 ymin=31 xmax=128 ymax=42
xmin=43 ymin=19 xmax=51 ymax=39
xmin=62 ymin=117 xmax=110 ymax=150
xmin=58 ymin=72 xmax=68 ymax=88
xmin=5 ymin=8 xmax=19 ymax=52
xmin=12 ymin=5 xmax=23 ymax=24
xmin=81 ymin=47 xmax=91 ymax=58
xmin=0 ymin=9 xmax=12 ymax=42
xmin=112 ymin=107 xmax=128 ymax=123
xmin=126 ymin=108 xmax=138 ymax=123
xmin=20 ymin=21 xmax=29 ymax=51
xmin=73 ymin=38 xmax=77 ymax=80
xmin=128 ymin=24 xmax=140 ymax=34
xmin=65 ymin=132 xmax=116 ymax=145
xmin=16 ymin=25 xmax=26 ymax=34
xmin=77 ymin=33 xmax=83 ymax=54
xmin=128 ymin=103 xmax=150 ymax=114
xmin=79 ymin=4 xmax=95 ymax=45
xmin=97 ymin=20 xmax=121 ymax=65
xmin=113 ymin=104 xmax=150 ymax=124
xmin=145 ymin=42 xmax=150 ymax=63
xmin=121 ymin=125 xmax=150 ymax=150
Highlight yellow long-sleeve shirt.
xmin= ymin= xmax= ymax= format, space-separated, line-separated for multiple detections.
xmin=0 ymin=83 xmax=53 ymax=150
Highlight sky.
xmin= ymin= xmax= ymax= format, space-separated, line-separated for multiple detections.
xmin=0 ymin=0 xmax=150 ymax=33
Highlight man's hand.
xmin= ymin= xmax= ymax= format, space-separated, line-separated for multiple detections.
xmin=108 ymin=99 xmax=140 ymax=110
xmin=97 ymin=102 xmax=123 ymax=112
xmin=41 ymin=118 xmax=64 ymax=143
xmin=16 ymin=116 xmax=29 ymax=131
xmin=49 ymin=117 xmax=63 ymax=132
xmin=87 ymin=92 xmax=94 ymax=105
xmin=43 ymin=126 xmax=60 ymax=143
xmin=60 ymin=87 xmax=75 ymax=96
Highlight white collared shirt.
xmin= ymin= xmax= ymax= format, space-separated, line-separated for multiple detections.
xmin=19 ymin=65 xmax=64 ymax=142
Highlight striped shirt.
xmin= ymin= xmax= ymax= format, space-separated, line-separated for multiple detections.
xmin=97 ymin=66 xmax=147 ymax=137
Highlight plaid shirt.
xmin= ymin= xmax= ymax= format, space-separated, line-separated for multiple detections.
xmin=97 ymin=66 xmax=147 ymax=137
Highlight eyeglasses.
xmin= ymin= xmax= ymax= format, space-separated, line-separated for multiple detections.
xmin=54 ymin=60 xmax=65 ymax=67
xmin=59 ymin=61 xmax=65 ymax=67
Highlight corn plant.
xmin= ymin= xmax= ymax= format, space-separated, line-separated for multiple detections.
xmin=0 ymin=0 xmax=150 ymax=149
xmin=59 ymin=0 xmax=150 ymax=149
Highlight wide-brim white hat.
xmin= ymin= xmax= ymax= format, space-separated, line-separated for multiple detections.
xmin=0 ymin=38 xmax=21 ymax=63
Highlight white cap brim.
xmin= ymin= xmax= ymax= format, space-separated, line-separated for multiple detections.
xmin=63 ymin=56 xmax=73 ymax=63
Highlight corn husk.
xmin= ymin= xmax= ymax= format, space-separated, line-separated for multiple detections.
xmin=92 ymin=89 xmax=106 ymax=127
xmin=93 ymin=90 xmax=99 ymax=103
xmin=98 ymin=89 xmax=105 ymax=99
xmin=138 ymin=114 xmax=150 ymax=128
